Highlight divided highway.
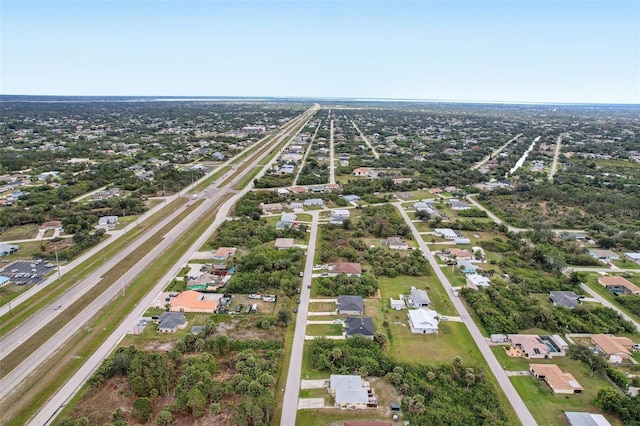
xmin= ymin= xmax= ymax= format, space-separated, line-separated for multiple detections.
xmin=0 ymin=105 xmax=319 ymax=425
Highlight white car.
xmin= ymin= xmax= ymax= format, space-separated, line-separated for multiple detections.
xmin=53 ymin=304 xmax=62 ymax=310
xmin=633 ymin=344 xmax=640 ymax=350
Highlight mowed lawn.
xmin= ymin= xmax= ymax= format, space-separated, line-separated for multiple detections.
xmin=492 ymin=347 xmax=622 ymax=425
xmin=306 ymin=324 xmax=344 ymax=336
xmin=378 ymin=275 xmax=459 ymax=316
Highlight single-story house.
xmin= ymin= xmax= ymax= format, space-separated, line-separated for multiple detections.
xmin=259 ymin=202 xmax=283 ymax=214
xmin=457 ymin=260 xmax=478 ymax=274
xmin=589 ymin=249 xmax=619 ymax=261
xmin=410 ymin=288 xmax=431 ymax=307
xmin=303 ymin=198 xmax=324 ymax=206
xmin=329 ymin=375 xmax=376 ymax=409
xmin=330 ymin=209 xmax=351 ymax=224
xmin=591 ymin=334 xmax=634 ymax=362
xmin=0 ymin=244 xmax=19 ymax=257
xmin=449 ymin=199 xmax=471 ymax=210
xmin=549 ymin=291 xmax=582 ymax=309
xmin=434 ymin=228 xmax=458 ymax=240
xmin=281 ymin=213 xmax=297 ymax=223
xmin=98 ymin=215 xmax=118 ymax=228
xmin=564 ymin=412 xmax=611 ymax=426
xmin=157 ymin=312 xmax=188 ymax=333
xmin=413 ymin=202 xmax=430 ymax=211
xmin=274 ymin=238 xmax=295 ymax=250
xmin=310 ymin=185 xmax=327 ymax=193
xmin=448 ymin=248 xmax=474 ymax=261
xmin=598 ymin=275 xmax=640 ymax=295
xmin=212 ymin=247 xmax=236 ymax=260
xmin=508 ymin=334 xmax=550 ymax=359
xmin=390 ymin=298 xmax=405 ymax=310
xmin=466 ymin=274 xmax=491 ymax=288
xmin=353 ymin=167 xmax=372 ymax=177
xmin=326 ymin=183 xmax=341 ymax=191
xmin=289 ymin=202 xmax=304 ymax=209
xmin=343 ymin=194 xmax=360 ymax=203
xmin=170 ymin=291 xmax=218 ymax=313
xmin=454 ymin=237 xmax=471 ymax=245
xmin=290 ymin=186 xmax=308 ymax=194
xmin=345 ymin=316 xmax=374 ymax=339
xmin=530 ymin=364 xmax=583 ymax=394
xmin=429 ymin=188 xmax=443 ymax=194
xmin=393 ymin=177 xmax=412 ymax=185
xmin=625 ymin=253 xmax=640 ymax=264
xmin=407 ymin=308 xmax=439 ymax=334
xmin=329 ymin=262 xmax=362 ymax=277
xmin=337 ymin=295 xmax=364 ymax=315
xmin=386 ymin=236 xmax=409 ymax=250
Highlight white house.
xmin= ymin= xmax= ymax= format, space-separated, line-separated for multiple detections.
xmin=390 ymin=298 xmax=406 ymax=310
xmin=434 ymin=228 xmax=458 ymax=240
xmin=625 ymin=253 xmax=640 ymax=264
xmin=408 ymin=308 xmax=440 ymax=334
xmin=330 ymin=209 xmax=351 ymax=224
xmin=467 ymin=274 xmax=491 ymax=288
xmin=304 ymin=198 xmax=324 ymax=207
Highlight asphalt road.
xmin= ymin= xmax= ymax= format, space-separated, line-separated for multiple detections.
xmin=351 ymin=120 xmax=379 ymax=159
xmin=548 ymin=135 xmax=562 ymax=181
xmin=292 ymin=121 xmax=320 ymax=187
xmin=580 ymin=283 xmax=640 ymax=331
xmin=25 ymin=105 xmax=319 ymax=425
xmin=280 ymin=211 xmax=320 ymax=426
xmin=471 ymin=133 xmax=523 ymax=171
xmin=329 ymin=119 xmax=335 ymax=184
xmin=394 ymin=202 xmax=537 ymax=426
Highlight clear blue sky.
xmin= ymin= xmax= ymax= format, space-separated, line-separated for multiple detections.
xmin=2 ymin=0 xmax=639 ymax=103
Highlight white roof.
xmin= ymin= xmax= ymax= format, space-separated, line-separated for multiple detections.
xmin=434 ymin=228 xmax=457 ymax=238
xmin=565 ymin=412 xmax=612 ymax=426
xmin=467 ymin=274 xmax=491 ymax=287
xmin=625 ymin=253 xmax=640 ymax=260
xmin=390 ymin=298 xmax=405 ymax=308
xmin=408 ymin=308 xmax=439 ymax=329
xmin=332 ymin=209 xmax=350 ymax=216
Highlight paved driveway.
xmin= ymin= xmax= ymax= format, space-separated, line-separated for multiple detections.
xmin=300 ymin=379 xmax=327 ymax=389
xmin=298 ymin=398 xmax=326 ymax=409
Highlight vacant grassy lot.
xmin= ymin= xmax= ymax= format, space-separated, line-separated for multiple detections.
xmin=306 ymin=324 xmax=343 ymax=336
xmin=309 ymin=301 xmax=337 ymax=312
xmin=0 ymin=224 xmax=39 ymax=241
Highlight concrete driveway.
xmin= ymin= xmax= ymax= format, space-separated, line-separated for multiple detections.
xmin=298 ymin=398 xmax=326 ymax=409
xmin=300 ymin=379 xmax=327 ymax=389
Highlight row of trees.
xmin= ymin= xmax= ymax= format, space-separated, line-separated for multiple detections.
xmin=226 ymin=247 xmax=304 ymax=295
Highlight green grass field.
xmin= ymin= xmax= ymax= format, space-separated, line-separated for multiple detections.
xmin=306 ymin=324 xmax=344 ymax=336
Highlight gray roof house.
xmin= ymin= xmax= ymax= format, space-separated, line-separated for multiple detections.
xmin=410 ymin=288 xmax=431 ymax=307
xmin=329 ymin=375 xmax=375 ymax=408
xmin=564 ymin=412 xmax=611 ymax=426
xmin=157 ymin=312 xmax=188 ymax=333
xmin=345 ymin=316 xmax=374 ymax=339
xmin=303 ymin=198 xmax=324 ymax=206
xmin=549 ymin=291 xmax=582 ymax=309
xmin=337 ymin=295 xmax=364 ymax=315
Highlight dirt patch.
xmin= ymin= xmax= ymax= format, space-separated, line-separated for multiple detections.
xmin=143 ymin=340 xmax=176 ymax=352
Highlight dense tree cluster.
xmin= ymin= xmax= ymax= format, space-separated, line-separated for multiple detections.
xmin=316 ymin=274 xmax=379 ymax=297
xmin=365 ymin=248 xmax=430 ymax=277
xmin=462 ymin=284 xmax=636 ymax=335
xmin=209 ymin=217 xmax=306 ymax=250
xmin=309 ymin=337 xmax=509 ymax=425
xmin=69 ymin=333 xmax=283 ymax=426
xmin=226 ymin=247 xmax=303 ymax=295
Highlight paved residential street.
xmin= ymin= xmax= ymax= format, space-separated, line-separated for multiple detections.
xmin=280 ymin=211 xmax=320 ymax=426
xmin=394 ymin=202 xmax=538 ymax=426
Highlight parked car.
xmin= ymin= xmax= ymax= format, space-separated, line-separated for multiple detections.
xmin=235 ymin=304 xmax=243 ymax=313
xmin=293 ymin=307 xmax=298 ymax=313
xmin=296 ymin=298 xmax=300 ymax=304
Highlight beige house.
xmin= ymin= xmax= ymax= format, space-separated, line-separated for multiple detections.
xmin=591 ymin=334 xmax=634 ymax=362
xmin=530 ymin=364 xmax=583 ymax=394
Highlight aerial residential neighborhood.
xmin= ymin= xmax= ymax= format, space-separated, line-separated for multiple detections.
xmin=1 ymin=98 xmax=639 ymax=426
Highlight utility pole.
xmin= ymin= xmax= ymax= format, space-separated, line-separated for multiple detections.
xmin=54 ymin=244 xmax=61 ymax=280
xmin=122 ymin=208 xmax=127 ymax=235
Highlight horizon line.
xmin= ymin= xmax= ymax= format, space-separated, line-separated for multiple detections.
xmin=1 ymin=94 xmax=638 ymax=107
